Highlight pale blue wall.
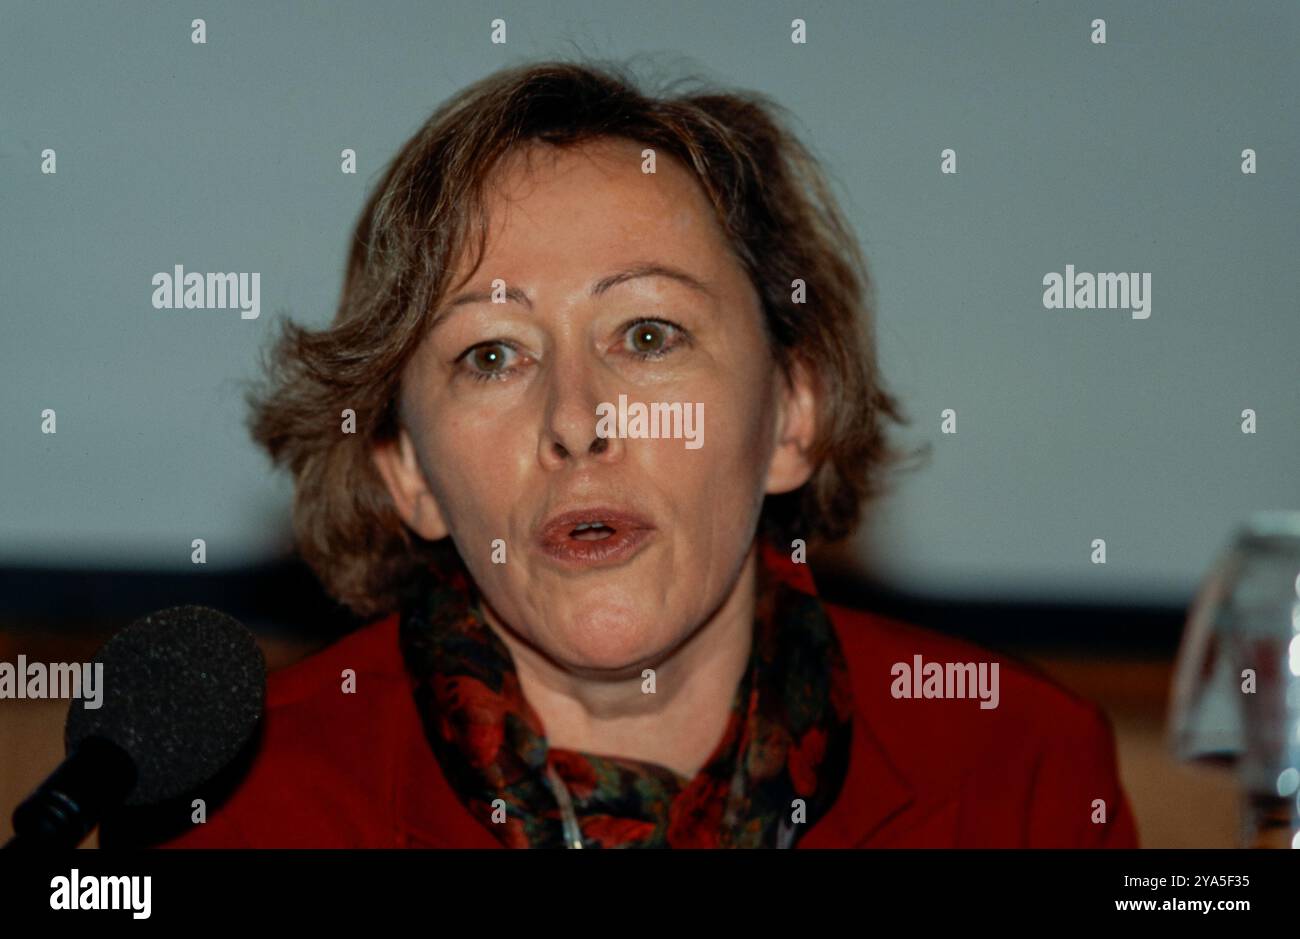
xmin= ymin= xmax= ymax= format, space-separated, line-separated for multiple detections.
xmin=2 ymin=0 xmax=1296 ymax=606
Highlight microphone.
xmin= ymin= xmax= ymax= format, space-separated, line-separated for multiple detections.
xmin=5 ymin=605 xmax=265 ymax=848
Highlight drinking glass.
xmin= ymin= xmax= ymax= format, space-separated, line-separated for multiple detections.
xmin=1169 ymin=510 xmax=1300 ymax=848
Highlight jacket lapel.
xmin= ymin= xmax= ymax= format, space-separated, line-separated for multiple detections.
xmin=797 ymin=682 xmax=916 ymax=847
xmin=759 ymin=543 xmax=922 ymax=848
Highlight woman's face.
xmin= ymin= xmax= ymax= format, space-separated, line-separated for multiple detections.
xmin=374 ymin=136 xmax=816 ymax=673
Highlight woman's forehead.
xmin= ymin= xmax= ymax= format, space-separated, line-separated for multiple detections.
xmin=489 ymin=139 xmax=713 ymax=233
xmin=458 ymin=138 xmax=733 ymax=280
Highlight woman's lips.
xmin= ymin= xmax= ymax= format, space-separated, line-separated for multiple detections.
xmin=535 ymin=508 xmax=656 ymax=568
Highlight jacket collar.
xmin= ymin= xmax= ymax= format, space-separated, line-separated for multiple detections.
xmin=397 ymin=538 xmax=917 ymax=848
xmin=757 ymin=540 xmax=916 ymax=847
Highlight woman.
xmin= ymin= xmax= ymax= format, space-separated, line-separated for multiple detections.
xmin=158 ymin=59 xmax=1137 ymax=849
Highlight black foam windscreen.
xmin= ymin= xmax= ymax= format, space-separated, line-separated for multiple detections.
xmin=64 ymin=605 xmax=266 ymax=806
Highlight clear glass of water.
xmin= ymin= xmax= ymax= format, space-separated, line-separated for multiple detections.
xmin=1169 ymin=510 xmax=1300 ymax=848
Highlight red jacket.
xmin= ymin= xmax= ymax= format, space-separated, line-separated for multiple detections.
xmin=159 ymin=554 xmax=1139 ymax=849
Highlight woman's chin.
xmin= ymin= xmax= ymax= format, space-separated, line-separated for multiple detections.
xmin=542 ymin=609 xmax=680 ymax=674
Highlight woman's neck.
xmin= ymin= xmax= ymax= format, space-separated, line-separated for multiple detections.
xmin=480 ymin=542 xmax=759 ymax=779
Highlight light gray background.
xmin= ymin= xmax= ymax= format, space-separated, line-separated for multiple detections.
xmin=2 ymin=0 xmax=1297 ymax=607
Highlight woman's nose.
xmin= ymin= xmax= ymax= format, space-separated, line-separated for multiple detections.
xmin=537 ymin=356 xmax=624 ymax=469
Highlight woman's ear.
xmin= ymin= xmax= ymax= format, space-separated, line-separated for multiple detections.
xmin=764 ymin=359 xmax=819 ymax=495
xmin=371 ymin=427 xmax=450 ymax=541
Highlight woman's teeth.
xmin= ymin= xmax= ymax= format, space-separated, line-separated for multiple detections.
xmin=571 ymin=522 xmax=613 ymax=540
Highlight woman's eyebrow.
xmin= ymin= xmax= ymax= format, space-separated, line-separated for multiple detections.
xmin=430 ymin=262 xmax=714 ymax=331
xmin=590 ymin=261 xmax=715 ymax=299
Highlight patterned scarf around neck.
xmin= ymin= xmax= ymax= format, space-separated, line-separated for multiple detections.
xmin=398 ymin=539 xmax=854 ymax=848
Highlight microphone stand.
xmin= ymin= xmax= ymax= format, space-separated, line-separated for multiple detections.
xmin=4 ymin=736 xmax=136 ymax=849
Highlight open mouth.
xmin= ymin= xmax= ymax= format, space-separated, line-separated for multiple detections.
xmin=536 ymin=508 xmax=656 ymax=566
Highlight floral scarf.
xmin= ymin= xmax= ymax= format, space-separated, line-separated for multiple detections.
xmin=398 ymin=539 xmax=854 ymax=848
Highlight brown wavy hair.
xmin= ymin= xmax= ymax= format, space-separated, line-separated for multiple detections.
xmin=245 ymin=57 xmax=924 ymax=619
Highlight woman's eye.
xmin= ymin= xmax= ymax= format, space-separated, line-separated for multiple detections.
xmin=623 ymin=319 xmax=687 ymax=359
xmin=456 ymin=341 xmax=517 ymax=381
